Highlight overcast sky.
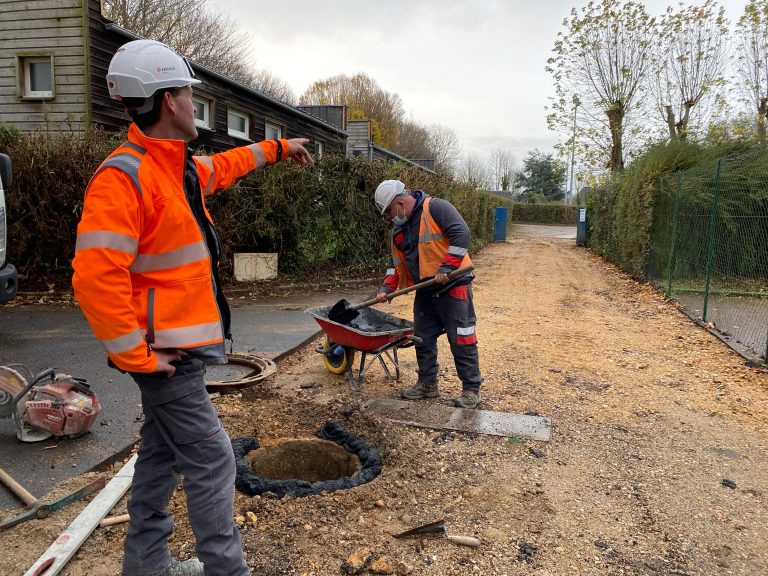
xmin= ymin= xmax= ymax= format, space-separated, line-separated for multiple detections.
xmin=207 ymin=0 xmax=749 ymax=165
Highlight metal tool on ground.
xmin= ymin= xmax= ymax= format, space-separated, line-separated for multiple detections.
xmin=0 ymin=365 xmax=101 ymax=442
xmin=394 ymin=519 xmax=481 ymax=548
xmin=0 ymin=467 xmax=106 ymax=530
xmin=327 ymin=264 xmax=475 ymax=324
xmin=362 ymin=398 xmax=552 ymax=441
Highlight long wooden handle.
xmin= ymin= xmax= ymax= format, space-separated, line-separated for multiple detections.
xmin=354 ymin=264 xmax=476 ymax=310
xmin=99 ymin=513 xmax=130 ymax=527
xmin=446 ymin=534 xmax=481 ymax=548
xmin=0 ymin=467 xmax=39 ymax=507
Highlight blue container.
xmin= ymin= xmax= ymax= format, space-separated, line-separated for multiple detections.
xmin=493 ymin=206 xmax=508 ymax=242
xmin=576 ymin=208 xmax=587 ymax=246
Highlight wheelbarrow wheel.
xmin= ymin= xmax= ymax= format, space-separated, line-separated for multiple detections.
xmin=322 ymin=337 xmax=355 ymax=375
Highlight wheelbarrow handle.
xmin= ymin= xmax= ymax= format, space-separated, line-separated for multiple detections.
xmin=354 ymin=264 xmax=475 ymax=310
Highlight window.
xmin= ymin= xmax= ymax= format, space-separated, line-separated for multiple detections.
xmin=192 ymin=95 xmax=212 ymax=129
xmin=265 ymin=121 xmax=282 ymax=140
xmin=315 ymin=141 xmax=324 ymax=159
xmin=19 ymin=56 xmax=54 ymax=99
xmin=227 ymin=109 xmax=249 ymax=140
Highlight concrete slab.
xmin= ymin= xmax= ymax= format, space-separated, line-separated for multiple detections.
xmin=361 ymin=398 xmax=552 ymax=441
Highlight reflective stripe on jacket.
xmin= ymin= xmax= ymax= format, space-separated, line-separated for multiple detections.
xmin=392 ymin=196 xmax=472 ymax=290
xmin=73 ymin=123 xmax=288 ymax=373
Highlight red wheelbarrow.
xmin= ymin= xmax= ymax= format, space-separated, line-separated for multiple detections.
xmin=306 ymin=305 xmax=421 ymax=391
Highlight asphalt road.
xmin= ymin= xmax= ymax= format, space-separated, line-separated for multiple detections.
xmin=0 ymin=284 xmax=376 ymax=512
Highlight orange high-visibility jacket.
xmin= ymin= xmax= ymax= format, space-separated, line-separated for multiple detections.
xmin=73 ymin=123 xmax=289 ymax=373
xmin=391 ymin=197 xmax=472 ymax=289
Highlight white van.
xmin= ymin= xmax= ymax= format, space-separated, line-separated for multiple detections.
xmin=0 ymin=153 xmax=18 ymax=301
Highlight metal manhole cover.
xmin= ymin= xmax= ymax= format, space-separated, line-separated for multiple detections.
xmin=205 ymin=352 xmax=277 ymax=393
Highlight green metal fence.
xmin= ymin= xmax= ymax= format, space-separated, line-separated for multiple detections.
xmin=647 ymin=152 xmax=768 ymax=362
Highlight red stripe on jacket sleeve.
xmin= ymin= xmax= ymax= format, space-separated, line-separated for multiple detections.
xmin=443 ymin=254 xmax=463 ymax=268
xmin=382 ymin=272 xmax=399 ymax=293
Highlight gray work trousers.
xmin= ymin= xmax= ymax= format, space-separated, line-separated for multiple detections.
xmin=122 ymin=357 xmax=249 ymax=576
xmin=413 ymin=283 xmax=483 ymax=391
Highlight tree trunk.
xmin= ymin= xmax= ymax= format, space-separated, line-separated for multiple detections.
xmin=678 ymin=102 xmax=692 ymax=141
xmin=758 ymin=98 xmax=768 ymax=144
xmin=665 ymin=105 xmax=677 ymax=140
xmin=606 ymin=105 xmax=624 ymax=171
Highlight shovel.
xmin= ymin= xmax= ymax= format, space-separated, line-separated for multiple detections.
xmin=328 ymin=264 xmax=475 ymax=325
xmin=394 ymin=519 xmax=481 ymax=548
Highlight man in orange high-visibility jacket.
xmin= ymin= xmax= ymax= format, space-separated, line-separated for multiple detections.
xmin=72 ymin=40 xmax=312 ymax=576
xmin=374 ymin=180 xmax=483 ymax=409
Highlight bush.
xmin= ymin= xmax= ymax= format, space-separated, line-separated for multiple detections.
xmin=586 ymin=139 xmax=761 ymax=280
xmin=0 ymin=127 xmax=510 ymax=287
xmin=0 ymin=126 xmax=122 ymax=287
xmin=510 ymin=202 xmax=582 ymax=225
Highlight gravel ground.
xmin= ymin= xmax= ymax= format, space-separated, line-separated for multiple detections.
xmin=2 ymin=237 xmax=767 ymax=576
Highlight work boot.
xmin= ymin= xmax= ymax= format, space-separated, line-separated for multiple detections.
xmin=149 ymin=558 xmax=204 ymax=576
xmin=400 ymin=379 xmax=439 ymax=400
xmin=454 ymin=390 xmax=481 ymax=409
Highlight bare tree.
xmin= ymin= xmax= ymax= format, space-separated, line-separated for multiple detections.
xmin=391 ymin=120 xmax=461 ymax=176
xmin=546 ymin=0 xmax=655 ymax=170
xmin=488 ymin=148 xmax=518 ymax=191
xmin=300 ymin=73 xmax=404 ymax=149
xmin=650 ymin=1 xmax=729 ymax=140
xmin=735 ymin=0 xmax=768 ymax=141
xmin=102 ymin=0 xmax=296 ymax=103
xmin=426 ymin=123 xmax=462 ymax=176
xmin=457 ymin=154 xmax=490 ymax=190
xmin=393 ymin=119 xmax=431 ymax=160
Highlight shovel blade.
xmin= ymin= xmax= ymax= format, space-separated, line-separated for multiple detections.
xmin=394 ymin=519 xmax=445 ymax=538
xmin=327 ymin=299 xmax=359 ymax=324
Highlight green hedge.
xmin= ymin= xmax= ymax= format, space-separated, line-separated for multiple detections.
xmin=0 ymin=126 xmax=512 ymax=287
xmin=511 ymin=202 xmax=581 ymax=225
xmin=586 ymin=139 xmax=759 ymax=280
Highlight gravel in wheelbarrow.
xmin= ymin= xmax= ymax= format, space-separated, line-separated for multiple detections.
xmin=305 ymin=305 xmax=414 ymax=352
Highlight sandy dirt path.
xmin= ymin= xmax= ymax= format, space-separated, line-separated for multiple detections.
xmin=2 ymin=236 xmax=767 ymax=576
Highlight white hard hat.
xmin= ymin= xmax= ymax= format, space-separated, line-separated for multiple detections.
xmin=375 ymin=180 xmax=405 ymax=215
xmin=106 ymin=40 xmax=200 ymax=106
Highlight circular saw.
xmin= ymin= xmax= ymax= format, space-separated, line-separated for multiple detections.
xmin=0 ymin=366 xmax=101 ymax=442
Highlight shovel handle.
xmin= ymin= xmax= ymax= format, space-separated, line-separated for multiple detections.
xmin=354 ymin=264 xmax=475 ymax=310
xmin=0 ymin=467 xmax=39 ymax=507
xmin=446 ymin=534 xmax=482 ymax=548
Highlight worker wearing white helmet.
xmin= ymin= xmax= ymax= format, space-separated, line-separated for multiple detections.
xmin=73 ymin=39 xmax=313 ymax=576
xmin=374 ymin=179 xmax=484 ymax=409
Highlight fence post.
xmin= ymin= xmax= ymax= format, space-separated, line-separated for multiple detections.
xmin=667 ymin=172 xmax=681 ymax=297
xmin=702 ymin=158 xmax=722 ymax=322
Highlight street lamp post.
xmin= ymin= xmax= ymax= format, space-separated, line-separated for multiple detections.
xmin=569 ymin=95 xmax=581 ymax=203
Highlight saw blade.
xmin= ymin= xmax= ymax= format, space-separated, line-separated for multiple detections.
xmin=0 ymin=366 xmax=27 ymax=419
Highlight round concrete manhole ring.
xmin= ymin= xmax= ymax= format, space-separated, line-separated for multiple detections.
xmin=232 ymin=421 xmax=382 ymax=498
xmin=205 ymin=352 xmax=276 ymax=393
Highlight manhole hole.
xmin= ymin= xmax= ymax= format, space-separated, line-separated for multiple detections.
xmin=247 ymin=438 xmax=362 ymax=482
xmin=205 ymin=352 xmax=276 ymax=393
xmin=232 ymin=421 xmax=381 ymax=498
